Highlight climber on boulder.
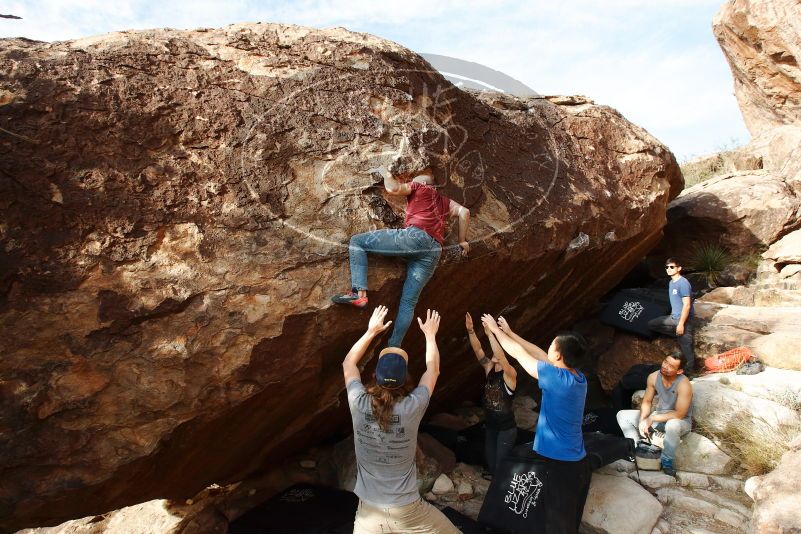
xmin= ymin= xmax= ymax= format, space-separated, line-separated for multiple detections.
xmin=332 ymin=165 xmax=470 ymax=348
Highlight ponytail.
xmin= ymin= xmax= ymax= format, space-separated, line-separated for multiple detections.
xmin=366 ymin=381 xmax=413 ymax=432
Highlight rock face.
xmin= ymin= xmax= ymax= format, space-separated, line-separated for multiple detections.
xmin=650 ymin=1 xmax=801 ymax=282
xmin=596 ymin=334 xmax=677 ymax=392
xmin=692 ymin=374 xmax=801 ymax=434
xmin=0 ymin=24 xmax=681 ymax=530
xmin=748 ymin=436 xmax=801 ymax=533
xmin=692 ymin=373 xmax=801 ymax=474
xmin=755 ymin=228 xmax=801 ymax=307
xmin=713 ymin=0 xmax=801 ymax=136
xmin=693 ymin=301 xmax=801 ymax=358
xmin=657 ymin=171 xmax=801 ymax=254
xmin=749 ymin=332 xmax=801 ymax=370
xmin=581 ymin=474 xmax=662 ymax=534
xmin=674 ymin=432 xmax=735 ymax=475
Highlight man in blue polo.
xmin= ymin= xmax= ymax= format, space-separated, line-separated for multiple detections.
xmin=648 ymin=257 xmax=695 ymax=373
xmin=482 ymin=314 xmax=590 ymax=534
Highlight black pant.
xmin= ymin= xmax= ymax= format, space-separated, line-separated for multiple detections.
xmin=531 ymin=451 xmax=592 ymax=534
xmin=485 ymin=426 xmax=517 ymax=474
xmin=648 ymin=315 xmax=695 ymax=372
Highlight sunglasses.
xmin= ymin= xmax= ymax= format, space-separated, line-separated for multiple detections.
xmin=665 ymin=265 xmax=678 ymax=269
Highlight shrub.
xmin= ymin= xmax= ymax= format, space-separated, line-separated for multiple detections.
xmin=696 ymin=416 xmax=801 ymax=476
xmin=724 ymin=417 xmax=799 ymax=475
xmin=681 ymin=155 xmax=726 ymax=187
xmin=688 ymin=243 xmax=731 ymax=287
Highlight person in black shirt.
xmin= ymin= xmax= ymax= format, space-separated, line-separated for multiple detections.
xmin=465 ymin=312 xmax=517 ymax=475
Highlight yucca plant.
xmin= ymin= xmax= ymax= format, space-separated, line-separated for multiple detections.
xmin=689 ymin=243 xmax=731 ymax=287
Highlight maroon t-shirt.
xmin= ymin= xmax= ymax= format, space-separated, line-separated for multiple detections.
xmin=404 ymin=181 xmax=451 ymax=244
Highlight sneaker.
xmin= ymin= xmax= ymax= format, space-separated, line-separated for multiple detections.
xmin=331 ymin=291 xmax=368 ymax=308
xmin=662 ymin=457 xmax=676 ymax=477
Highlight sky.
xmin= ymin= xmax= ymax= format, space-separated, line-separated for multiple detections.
xmin=1 ymin=0 xmax=750 ymax=161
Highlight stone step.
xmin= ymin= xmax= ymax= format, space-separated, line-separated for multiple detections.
xmin=753 ymin=289 xmax=801 ymax=307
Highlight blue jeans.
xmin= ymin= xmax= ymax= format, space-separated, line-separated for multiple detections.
xmin=349 ymin=227 xmax=441 ymax=347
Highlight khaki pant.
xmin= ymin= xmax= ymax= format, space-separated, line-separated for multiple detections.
xmin=353 ymin=498 xmax=460 ymax=534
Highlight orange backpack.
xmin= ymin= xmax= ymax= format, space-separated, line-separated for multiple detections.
xmin=704 ymin=346 xmax=755 ymax=374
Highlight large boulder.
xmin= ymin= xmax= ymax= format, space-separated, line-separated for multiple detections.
xmin=692 ymin=375 xmax=801 ymax=433
xmin=0 ymin=24 xmax=681 ymax=529
xmin=674 ymin=432 xmax=736 ymax=475
xmin=581 ymin=474 xmax=662 ymax=534
xmin=652 ymin=0 xmax=801 ymax=280
xmin=694 ymin=301 xmax=801 ymax=358
xmin=691 ymin=375 xmax=801 ymax=474
xmin=699 ymin=367 xmax=801 ymax=408
xmin=749 ymin=332 xmax=801 ymax=370
xmin=651 ymin=170 xmax=801 ymax=259
xmin=748 ymin=435 xmax=801 ymax=533
xmin=747 ymin=228 xmax=801 ymax=306
xmin=713 ymin=0 xmax=801 ymax=136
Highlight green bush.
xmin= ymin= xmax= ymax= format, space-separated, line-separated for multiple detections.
xmin=689 ymin=243 xmax=732 ymax=287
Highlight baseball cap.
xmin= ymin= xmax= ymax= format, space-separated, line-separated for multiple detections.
xmin=376 ymin=347 xmax=408 ymax=387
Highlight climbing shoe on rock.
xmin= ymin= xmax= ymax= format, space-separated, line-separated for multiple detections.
xmin=332 ymin=291 xmax=368 ymax=308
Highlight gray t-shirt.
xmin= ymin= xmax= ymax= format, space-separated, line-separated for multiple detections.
xmin=346 ymin=379 xmax=430 ymax=507
xmin=653 ymin=373 xmax=693 ymax=423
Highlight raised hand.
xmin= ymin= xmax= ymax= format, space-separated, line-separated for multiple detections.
xmin=481 ymin=313 xmax=499 ymax=333
xmin=418 ymin=309 xmax=441 ymax=337
xmin=465 ymin=312 xmax=474 ymax=331
xmin=368 ymin=305 xmax=393 ymax=335
xmin=498 ymin=316 xmax=513 ymax=335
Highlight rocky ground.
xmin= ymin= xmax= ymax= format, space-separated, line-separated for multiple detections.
xmin=18 ymin=370 xmax=799 ymax=534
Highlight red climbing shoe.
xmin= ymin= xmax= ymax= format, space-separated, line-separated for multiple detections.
xmin=331 ymin=291 xmax=368 ymax=308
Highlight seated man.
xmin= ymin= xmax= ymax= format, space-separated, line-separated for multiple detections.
xmin=616 ymin=352 xmax=693 ymax=476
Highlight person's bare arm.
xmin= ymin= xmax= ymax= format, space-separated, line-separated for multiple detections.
xmin=482 ymin=314 xmax=540 ymax=379
xmin=486 ymin=326 xmax=517 ymax=390
xmin=497 ymin=316 xmax=549 ymax=362
xmin=466 ymin=312 xmax=492 ymax=374
xmin=418 ymin=309 xmax=442 ymax=394
xmin=373 ymin=166 xmax=412 ymax=196
xmin=449 ymin=200 xmax=470 ymax=256
xmin=676 ymin=296 xmax=691 ymax=336
xmin=650 ymin=379 xmax=693 ymax=422
xmin=342 ymin=306 xmax=393 ymax=384
xmin=638 ymin=373 xmax=658 ymax=437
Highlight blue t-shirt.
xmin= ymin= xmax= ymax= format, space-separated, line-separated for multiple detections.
xmin=533 ymin=361 xmax=587 ymax=461
xmin=669 ymin=276 xmax=693 ymax=320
